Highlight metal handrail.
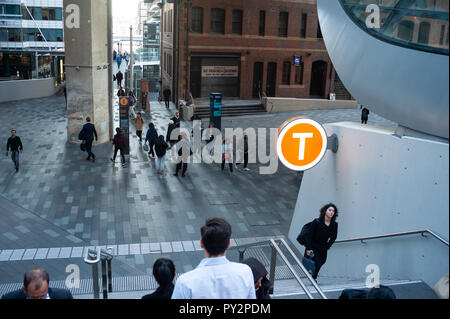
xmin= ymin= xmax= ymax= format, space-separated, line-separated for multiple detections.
xmin=235 ymin=238 xmax=328 ymax=299
xmin=335 ymin=229 xmax=449 ymax=246
xmin=84 ymin=248 xmax=114 ymax=299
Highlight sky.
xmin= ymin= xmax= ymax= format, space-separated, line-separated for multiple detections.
xmin=112 ymin=0 xmax=140 ymax=37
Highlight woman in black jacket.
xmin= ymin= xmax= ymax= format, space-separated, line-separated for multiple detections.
xmin=155 ymin=135 xmax=169 ymax=175
xmin=305 ymin=203 xmax=339 ymax=280
xmin=142 ymin=258 xmax=176 ymax=300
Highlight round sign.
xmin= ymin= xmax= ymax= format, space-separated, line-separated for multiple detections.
xmin=276 ymin=118 xmax=328 ymax=171
xmin=120 ymin=97 xmax=129 ymax=106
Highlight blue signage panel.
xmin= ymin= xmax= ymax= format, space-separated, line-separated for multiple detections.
xmin=294 ymin=56 xmax=302 ymax=66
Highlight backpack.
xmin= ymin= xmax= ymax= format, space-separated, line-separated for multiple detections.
xmin=296 ymin=219 xmax=318 ymax=246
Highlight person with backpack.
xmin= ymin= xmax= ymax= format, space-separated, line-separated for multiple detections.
xmin=128 ymin=91 xmax=137 ymax=119
xmin=297 ymin=203 xmax=339 ymax=280
xmin=155 ymin=135 xmax=169 ymax=175
xmin=166 ymin=120 xmax=177 ymax=147
xmin=134 ymin=112 xmax=144 ymax=143
xmin=110 ymin=128 xmax=126 ymax=167
xmin=145 ymin=122 xmax=158 ymax=159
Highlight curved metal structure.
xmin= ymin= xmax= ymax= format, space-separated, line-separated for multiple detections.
xmin=317 ymin=0 xmax=449 ymax=139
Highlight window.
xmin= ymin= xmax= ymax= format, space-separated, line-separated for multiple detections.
xmin=41 ymin=7 xmax=49 ymax=20
xmin=300 ymin=13 xmax=307 ymax=38
xmin=191 ymin=7 xmax=203 ymax=33
xmin=295 ymin=62 xmax=304 ymax=85
xmin=232 ymin=10 xmax=243 ymax=35
xmin=211 ymin=8 xmax=225 ymax=34
xmin=439 ymin=25 xmax=446 ymax=45
xmin=317 ymin=22 xmax=323 ymax=38
xmin=49 ymin=8 xmax=56 ymax=20
xmin=418 ymin=22 xmax=430 ymax=44
xmin=259 ymin=11 xmax=266 ymax=36
xmin=282 ymin=61 xmax=291 ymax=85
xmin=397 ymin=20 xmax=414 ymax=42
xmin=279 ymin=12 xmax=288 ymax=37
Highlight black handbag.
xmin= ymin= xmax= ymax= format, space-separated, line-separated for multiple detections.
xmin=302 ymin=254 xmax=316 ymax=277
xmin=80 ymin=141 xmax=86 ymax=152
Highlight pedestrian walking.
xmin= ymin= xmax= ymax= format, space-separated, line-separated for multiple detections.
xmin=6 ymin=130 xmax=23 ymax=172
xmin=134 ymin=113 xmax=144 ymax=143
xmin=236 ymin=134 xmax=250 ymax=171
xmin=79 ymin=117 xmax=98 ymax=162
xmin=221 ymin=139 xmax=233 ymax=173
xmin=297 ymin=203 xmax=339 ymax=280
xmin=166 ymin=120 xmax=177 ymax=147
xmin=117 ymin=87 xmax=125 ymax=97
xmin=128 ymin=91 xmax=137 ymax=119
xmin=174 ymin=134 xmax=191 ymax=177
xmin=116 ymin=70 xmax=123 ymax=87
xmin=155 ymin=135 xmax=169 ymax=175
xmin=110 ymin=128 xmax=126 ymax=167
xmin=163 ymin=87 xmax=171 ymax=108
xmin=361 ymin=107 xmax=370 ymax=124
xmin=145 ymin=122 xmax=158 ymax=159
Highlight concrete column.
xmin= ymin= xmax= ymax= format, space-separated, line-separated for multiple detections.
xmin=64 ymin=0 xmax=111 ymax=144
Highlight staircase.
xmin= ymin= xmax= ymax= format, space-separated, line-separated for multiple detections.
xmin=192 ymin=98 xmax=267 ymax=119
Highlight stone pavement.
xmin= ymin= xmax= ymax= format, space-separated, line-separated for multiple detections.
xmin=0 ymin=94 xmax=397 ymax=288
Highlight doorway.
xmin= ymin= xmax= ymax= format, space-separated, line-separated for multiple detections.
xmin=310 ymin=60 xmax=327 ymax=98
xmin=266 ymin=62 xmax=277 ymax=97
xmin=190 ymin=57 xmax=202 ymax=98
xmin=252 ymin=62 xmax=264 ymax=98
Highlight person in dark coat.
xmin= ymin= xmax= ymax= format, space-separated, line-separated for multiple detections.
xmin=163 ymin=87 xmax=171 ymax=108
xmin=1 ymin=268 xmax=73 ymax=299
xmin=79 ymin=117 xmax=98 ymax=162
xmin=174 ymin=134 xmax=191 ymax=177
xmin=145 ymin=122 xmax=159 ymax=158
xmin=361 ymin=107 xmax=370 ymax=124
xmin=171 ymin=112 xmax=181 ymax=129
xmin=116 ymin=70 xmax=123 ymax=87
xmin=155 ymin=135 xmax=169 ymax=175
xmin=111 ymin=128 xmax=126 ymax=167
xmin=142 ymin=258 xmax=175 ymax=299
xmin=166 ymin=120 xmax=177 ymax=147
xmin=242 ymin=258 xmax=272 ymax=299
xmin=117 ymin=87 xmax=125 ymax=97
xmin=6 ymin=129 xmax=23 ymax=172
xmin=304 ymin=203 xmax=339 ymax=280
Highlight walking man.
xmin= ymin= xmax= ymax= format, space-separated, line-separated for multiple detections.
xmin=361 ymin=107 xmax=370 ymax=124
xmin=80 ymin=117 xmax=98 ymax=162
xmin=6 ymin=130 xmax=23 ymax=172
xmin=116 ymin=70 xmax=123 ymax=88
xmin=163 ymin=87 xmax=171 ymax=109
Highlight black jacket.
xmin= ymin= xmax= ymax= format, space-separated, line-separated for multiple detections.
xmin=243 ymin=258 xmax=272 ymax=300
xmin=81 ymin=123 xmax=98 ymax=141
xmin=2 ymin=288 xmax=74 ymax=299
xmin=155 ymin=139 xmax=169 ymax=157
xmin=142 ymin=284 xmax=174 ymax=300
xmin=163 ymin=89 xmax=171 ymax=100
xmin=146 ymin=125 xmax=158 ymax=143
xmin=171 ymin=116 xmax=181 ymax=128
xmin=305 ymin=218 xmax=338 ymax=253
xmin=7 ymin=136 xmax=23 ymax=152
xmin=362 ymin=108 xmax=370 ymax=119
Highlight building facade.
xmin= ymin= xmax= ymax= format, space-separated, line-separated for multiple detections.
xmin=0 ymin=0 xmax=64 ymax=81
xmin=161 ymin=0 xmax=350 ymax=104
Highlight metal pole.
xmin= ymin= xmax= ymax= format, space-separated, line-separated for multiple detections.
xmin=107 ymin=259 xmax=113 ymax=292
xmin=130 ymin=25 xmax=134 ymax=93
xmin=92 ymin=263 xmax=100 ymax=299
xmin=269 ymin=244 xmax=277 ymax=294
xmin=101 ymin=259 xmax=108 ymax=299
xmin=107 ymin=0 xmax=114 ymax=138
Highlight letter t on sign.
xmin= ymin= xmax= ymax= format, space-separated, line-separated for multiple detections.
xmin=293 ymin=133 xmax=313 ymax=160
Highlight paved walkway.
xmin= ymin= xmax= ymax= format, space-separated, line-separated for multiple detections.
xmin=0 ymin=95 xmax=396 ymax=286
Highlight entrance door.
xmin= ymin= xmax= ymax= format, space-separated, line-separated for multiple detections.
xmin=310 ymin=60 xmax=327 ymax=98
xmin=252 ymin=62 xmax=263 ymax=98
xmin=190 ymin=57 xmax=202 ymax=98
xmin=266 ymin=62 xmax=277 ymax=97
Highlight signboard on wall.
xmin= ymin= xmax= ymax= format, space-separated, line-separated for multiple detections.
xmin=202 ymin=66 xmax=239 ymax=78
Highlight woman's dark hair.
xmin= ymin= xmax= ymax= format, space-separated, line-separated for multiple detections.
xmin=153 ymin=258 xmax=175 ymax=288
xmin=115 ymin=128 xmax=122 ymax=135
xmin=200 ymin=217 xmax=232 ymax=256
xmin=149 ymin=122 xmax=154 ymax=129
xmin=319 ymin=203 xmax=338 ymax=222
xmin=158 ymin=135 xmax=165 ymax=143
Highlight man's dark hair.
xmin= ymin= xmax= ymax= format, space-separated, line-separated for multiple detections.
xmin=319 ymin=203 xmax=339 ymax=222
xmin=11 ymin=130 xmax=16 ymax=133
xmin=200 ymin=218 xmax=232 ymax=256
xmin=86 ymin=117 xmax=91 ymax=122
xmin=153 ymin=258 xmax=176 ymax=288
xmin=367 ymin=285 xmax=396 ymax=299
xmin=23 ymin=269 xmax=50 ymax=291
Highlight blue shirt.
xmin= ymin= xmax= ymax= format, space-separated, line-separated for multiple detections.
xmin=171 ymin=256 xmax=256 ymax=299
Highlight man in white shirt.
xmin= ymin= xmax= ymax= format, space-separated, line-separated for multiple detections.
xmin=172 ymin=218 xmax=256 ymax=299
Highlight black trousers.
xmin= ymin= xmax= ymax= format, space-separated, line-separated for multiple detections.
xmin=222 ymin=159 xmax=233 ymax=172
xmin=361 ymin=118 xmax=368 ymax=124
xmin=237 ymin=152 xmax=249 ymax=168
xmin=113 ymin=147 xmax=125 ymax=164
xmin=176 ymin=161 xmax=188 ymax=175
xmin=85 ymin=139 xmax=95 ymax=159
xmin=136 ymin=130 xmax=143 ymax=142
xmin=165 ymin=99 xmax=170 ymax=108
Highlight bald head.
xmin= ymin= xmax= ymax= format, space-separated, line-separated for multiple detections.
xmin=22 ymin=268 xmax=50 ymax=299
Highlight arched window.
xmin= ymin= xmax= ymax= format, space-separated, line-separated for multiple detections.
xmin=397 ymin=20 xmax=414 ymax=42
xmin=418 ymin=22 xmax=430 ymax=45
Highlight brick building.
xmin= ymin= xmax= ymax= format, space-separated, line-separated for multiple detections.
xmin=161 ymin=0 xmax=350 ymax=104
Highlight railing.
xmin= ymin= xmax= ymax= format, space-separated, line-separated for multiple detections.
xmin=235 ymin=238 xmax=327 ymax=299
xmin=335 ymin=229 xmax=449 ymax=247
xmin=84 ymin=248 xmax=114 ymax=299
